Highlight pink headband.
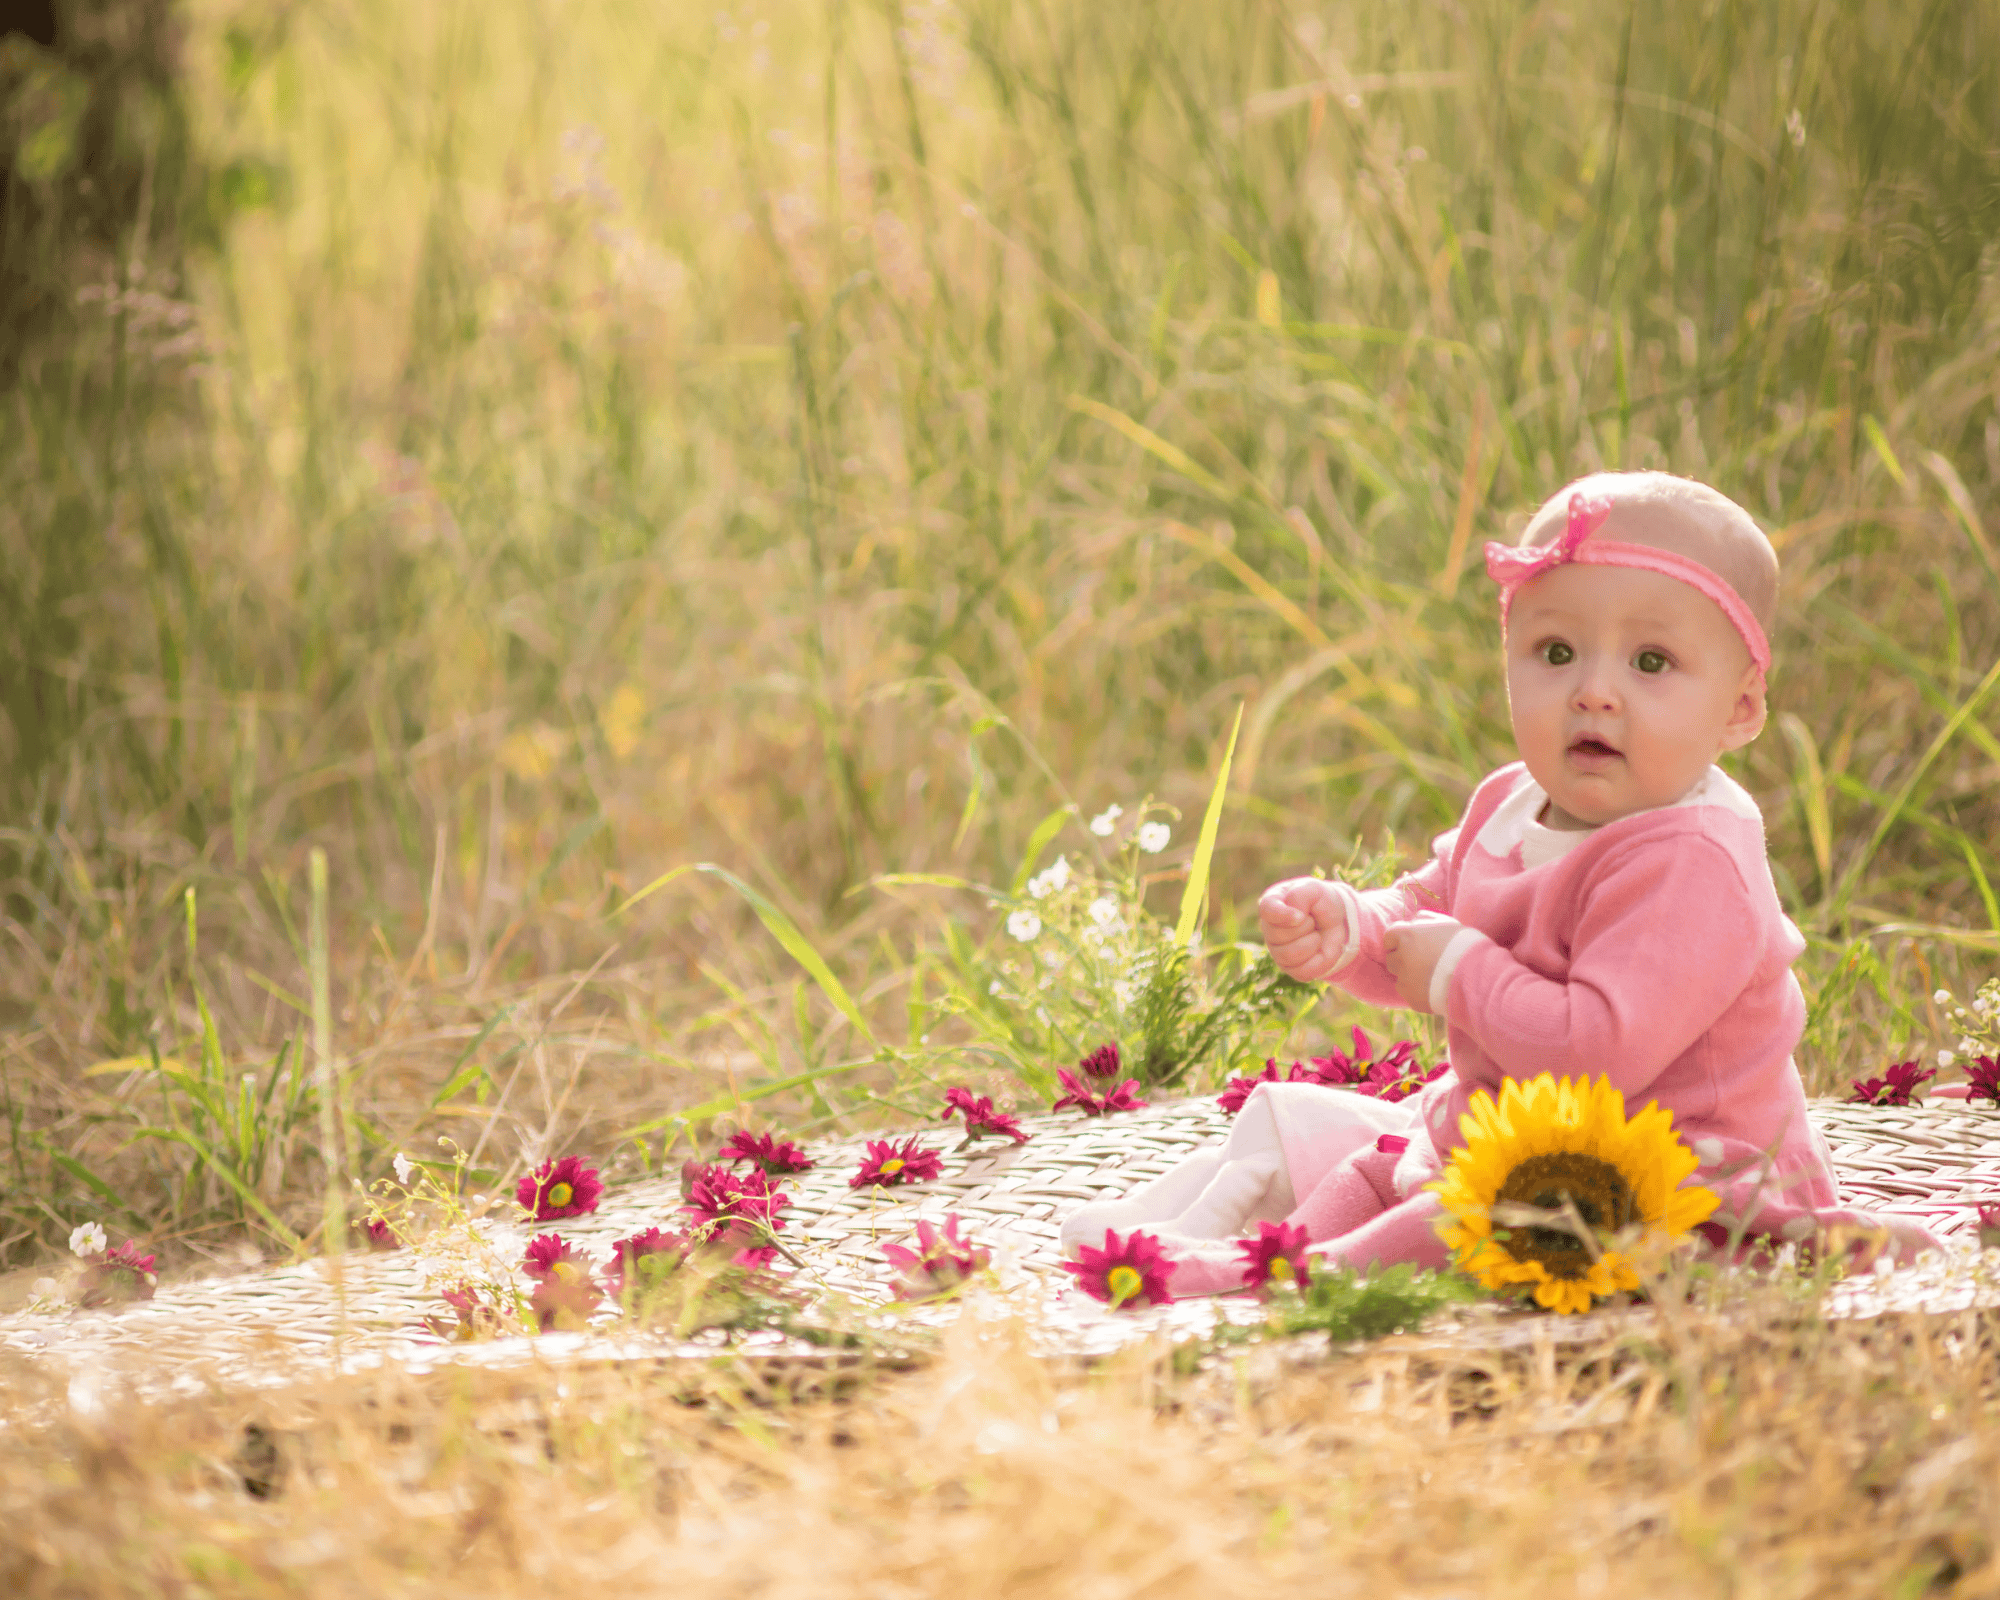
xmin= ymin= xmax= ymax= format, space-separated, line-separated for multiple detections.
xmin=1483 ymin=494 xmax=1771 ymax=685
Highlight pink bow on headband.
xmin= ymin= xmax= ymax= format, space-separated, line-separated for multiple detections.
xmin=1483 ymin=493 xmax=1613 ymax=592
xmin=1480 ymin=490 xmax=1772 ymax=684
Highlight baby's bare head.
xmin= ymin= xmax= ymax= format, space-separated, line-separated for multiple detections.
xmin=1519 ymin=471 xmax=1779 ymax=634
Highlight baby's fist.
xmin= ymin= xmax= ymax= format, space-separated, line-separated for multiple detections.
xmin=1258 ymin=878 xmax=1351 ymax=983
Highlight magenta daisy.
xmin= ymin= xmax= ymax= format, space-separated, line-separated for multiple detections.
xmin=604 ymin=1227 xmax=690 ymax=1300
xmin=521 ymin=1232 xmax=603 ymax=1331
xmin=1235 ymin=1220 xmax=1313 ymax=1294
xmin=881 ymin=1214 xmax=992 ymax=1300
xmin=718 ymin=1129 xmax=815 ymax=1176
xmin=1061 ymin=1228 xmax=1176 ymax=1310
xmin=358 ymin=1217 xmax=401 ymax=1252
xmin=849 ymin=1136 xmax=944 ymax=1189
xmin=1963 ymin=1055 xmax=2000 ymax=1106
xmin=941 ymin=1087 xmax=1031 ymax=1144
xmin=76 ymin=1240 xmax=158 ymax=1308
xmin=1077 ymin=1043 xmax=1122 ymax=1080
xmin=1978 ymin=1202 xmax=2000 ymax=1250
xmin=1217 ymin=1061 xmax=1282 ymax=1114
xmin=1847 ymin=1060 xmax=1936 ymax=1106
xmin=516 ymin=1155 xmax=605 ymax=1221
xmin=1050 ymin=1068 xmax=1149 ymax=1117
xmin=681 ymin=1163 xmax=791 ymax=1232
xmin=1353 ymin=1049 xmax=1447 ymax=1103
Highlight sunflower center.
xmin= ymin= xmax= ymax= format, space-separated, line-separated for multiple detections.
xmin=1105 ymin=1264 xmax=1144 ymax=1303
xmin=548 ymin=1182 xmax=574 ymax=1208
xmin=1496 ymin=1152 xmax=1635 ymax=1280
xmin=880 ymin=1158 xmax=905 ymax=1176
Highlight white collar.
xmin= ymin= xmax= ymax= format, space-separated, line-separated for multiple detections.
xmin=1476 ymin=764 xmax=1762 ymax=865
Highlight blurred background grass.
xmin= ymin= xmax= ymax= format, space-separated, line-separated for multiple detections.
xmin=2 ymin=0 xmax=1997 ymax=1267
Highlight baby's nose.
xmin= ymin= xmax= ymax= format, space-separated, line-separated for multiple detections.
xmin=1570 ymin=659 xmax=1621 ymax=711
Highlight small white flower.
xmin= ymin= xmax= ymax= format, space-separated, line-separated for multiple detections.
xmin=989 ymin=980 xmax=1004 ymax=996
xmin=1112 ymin=980 xmax=1135 ymax=1010
xmin=1939 ymin=1050 xmax=1957 ymax=1068
xmin=1026 ymin=855 xmax=1071 ymax=899
xmin=1136 ymin=822 xmax=1170 ymax=854
xmin=1186 ymin=931 xmax=1203 ymax=954
xmin=1935 ymin=989 xmax=1953 ymax=1005
xmin=394 ymin=1152 xmax=416 ymax=1187
xmin=69 ymin=1222 xmax=107 ymax=1258
xmin=1088 ymin=805 xmax=1124 ymax=838
xmin=1007 ymin=909 xmax=1042 ymax=941
xmin=1088 ymin=896 xmax=1119 ymax=927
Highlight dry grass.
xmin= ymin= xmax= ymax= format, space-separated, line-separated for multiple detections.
xmin=3 ymin=1292 xmax=1997 ymax=1598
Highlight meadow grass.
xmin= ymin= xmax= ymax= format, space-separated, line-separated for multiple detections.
xmin=1 ymin=0 xmax=1998 ymax=1271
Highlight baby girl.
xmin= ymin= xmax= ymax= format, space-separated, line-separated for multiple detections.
xmin=1062 ymin=471 xmax=1935 ymax=1293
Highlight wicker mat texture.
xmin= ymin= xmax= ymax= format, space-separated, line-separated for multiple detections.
xmin=7 ymin=1095 xmax=2000 ymax=1388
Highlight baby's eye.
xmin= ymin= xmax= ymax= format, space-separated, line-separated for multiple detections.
xmin=1539 ymin=640 xmax=1575 ymax=666
xmin=1633 ymin=649 xmax=1670 ymax=675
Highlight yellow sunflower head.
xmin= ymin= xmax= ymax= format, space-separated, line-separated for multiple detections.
xmin=1428 ymin=1074 xmax=1718 ymax=1314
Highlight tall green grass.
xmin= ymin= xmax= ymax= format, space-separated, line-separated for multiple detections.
xmin=1 ymin=0 xmax=1996 ymax=1265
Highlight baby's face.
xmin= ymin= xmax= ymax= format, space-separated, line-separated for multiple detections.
xmin=1505 ymin=560 xmax=1765 ymax=829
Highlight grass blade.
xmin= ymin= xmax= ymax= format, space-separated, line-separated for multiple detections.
xmin=1175 ymin=704 xmax=1244 ymax=948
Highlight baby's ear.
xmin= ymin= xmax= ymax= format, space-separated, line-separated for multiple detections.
xmin=1718 ymin=673 xmax=1767 ymax=752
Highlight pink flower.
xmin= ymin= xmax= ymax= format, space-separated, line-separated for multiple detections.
xmin=515 ymin=1155 xmax=604 ymax=1221
xmin=849 ymin=1137 xmax=944 ymax=1189
xmin=604 ymin=1227 xmax=689 ymax=1299
xmin=425 ymin=1281 xmax=492 ymax=1339
xmin=1847 ymin=1060 xmax=1936 ymax=1106
xmin=941 ymin=1087 xmax=1031 ymax=1144
xmin=358 ymin=1217 xmax=401 ymax=1252
xmin=1353 ymin=1049 xmax=1447 ymax=1103
xmin=681 ymin=1163 xmax=791 ymax=1233
xmin=1050 ymin=1068 xmax=1148 ymax=1116
xmin=881 ymin=1214 xmax=991 ymax=1300
xmin=1235 ymin=1220 xmax=1313 ymax=1294
xmin=1963 ymin=1056 xmax=2000 ymax=1106
xmin=1978 ymin=1202 xmax=2000 ymax=1250
xmin=1061 ymin=1228 xmax=1176 ymax=1310
xmin=1077 ymin=1043 xmax=1122 ymax=1080
xmin=718 ymin=1129 xmax=815 ymax=1176
xmin=76 ymin=1241 xmax=158 ymax=1308
xmin=521 ymin=1232 xmax=603 ymax=1331
xmin=1217 ymin=1061 xmax=1282 ymax=1114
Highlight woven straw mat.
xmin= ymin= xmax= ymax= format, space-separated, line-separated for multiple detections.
xmin=7 ymin=1095 xmax=2000 ymax=1387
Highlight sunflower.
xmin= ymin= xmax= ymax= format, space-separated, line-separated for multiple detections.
xmin=1429 ymin=1074 xmax=1718 ymax=1315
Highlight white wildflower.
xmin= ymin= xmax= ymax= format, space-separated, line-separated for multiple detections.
xmin=989 ymin=980 xmax=1004 ymax=996
xmin=1934 ymin=989 xmax=1953 ymax=1005
xmin=1026 ymin=855 xmax=1071 ymax=898
xmin=394 ymin=1152 xmax=416 ymax=1187
xmin=1112 ymin=980 xmax=1135 ymax=1010
xmin=1137 ymin=822 xmax=1170 ymax=854
xmin=1088 ymin=896 xmax=1119 ymax=927
xmin=1186 ymin=931 xmax=1203 ymax=954
xmin=1088 ymin=805 xmax=1124 ymax=838
xmin=1007 ymin=909 xmax=1042 ymax=941
xmin=1939 ymin=1050 xmax=1957 ymax=1068
xmin=69 ymin=1222 xmax=106 ymax=1258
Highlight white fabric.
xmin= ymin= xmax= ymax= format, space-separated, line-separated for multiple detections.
xmin=1427 ymin=923 xmax=1487 ymax=1015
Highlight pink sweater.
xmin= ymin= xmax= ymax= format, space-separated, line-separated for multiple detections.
xmin=1329 ymin=761 xmax=1839 ymax=1207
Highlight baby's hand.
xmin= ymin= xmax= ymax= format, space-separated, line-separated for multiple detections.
xmin=1383 ymin=916 xmax=1462 ymax=1012
xmin=1258 ymin=878 xmax=1351 ymax=982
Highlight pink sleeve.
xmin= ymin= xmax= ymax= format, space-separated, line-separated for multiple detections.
xmin=1444 ymin=836 xmax=1763 ymax=1100
xmin=1327 ymin=834 xmax=1457 ymax=1009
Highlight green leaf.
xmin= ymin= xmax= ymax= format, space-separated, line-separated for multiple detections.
xmin=613 ymin=863 xmax=879 ymax=1048
xmin=119 ymin=1126 xmax=303 ymax=1248
xmin=1008 ymin=808 xmax=1073 ymax=897
xmin=1175 ymin=704 xmax=1244 ymax=947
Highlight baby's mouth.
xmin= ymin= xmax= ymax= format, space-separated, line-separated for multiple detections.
xmin=1568 ymin=735 xmax=1623 ymax=761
